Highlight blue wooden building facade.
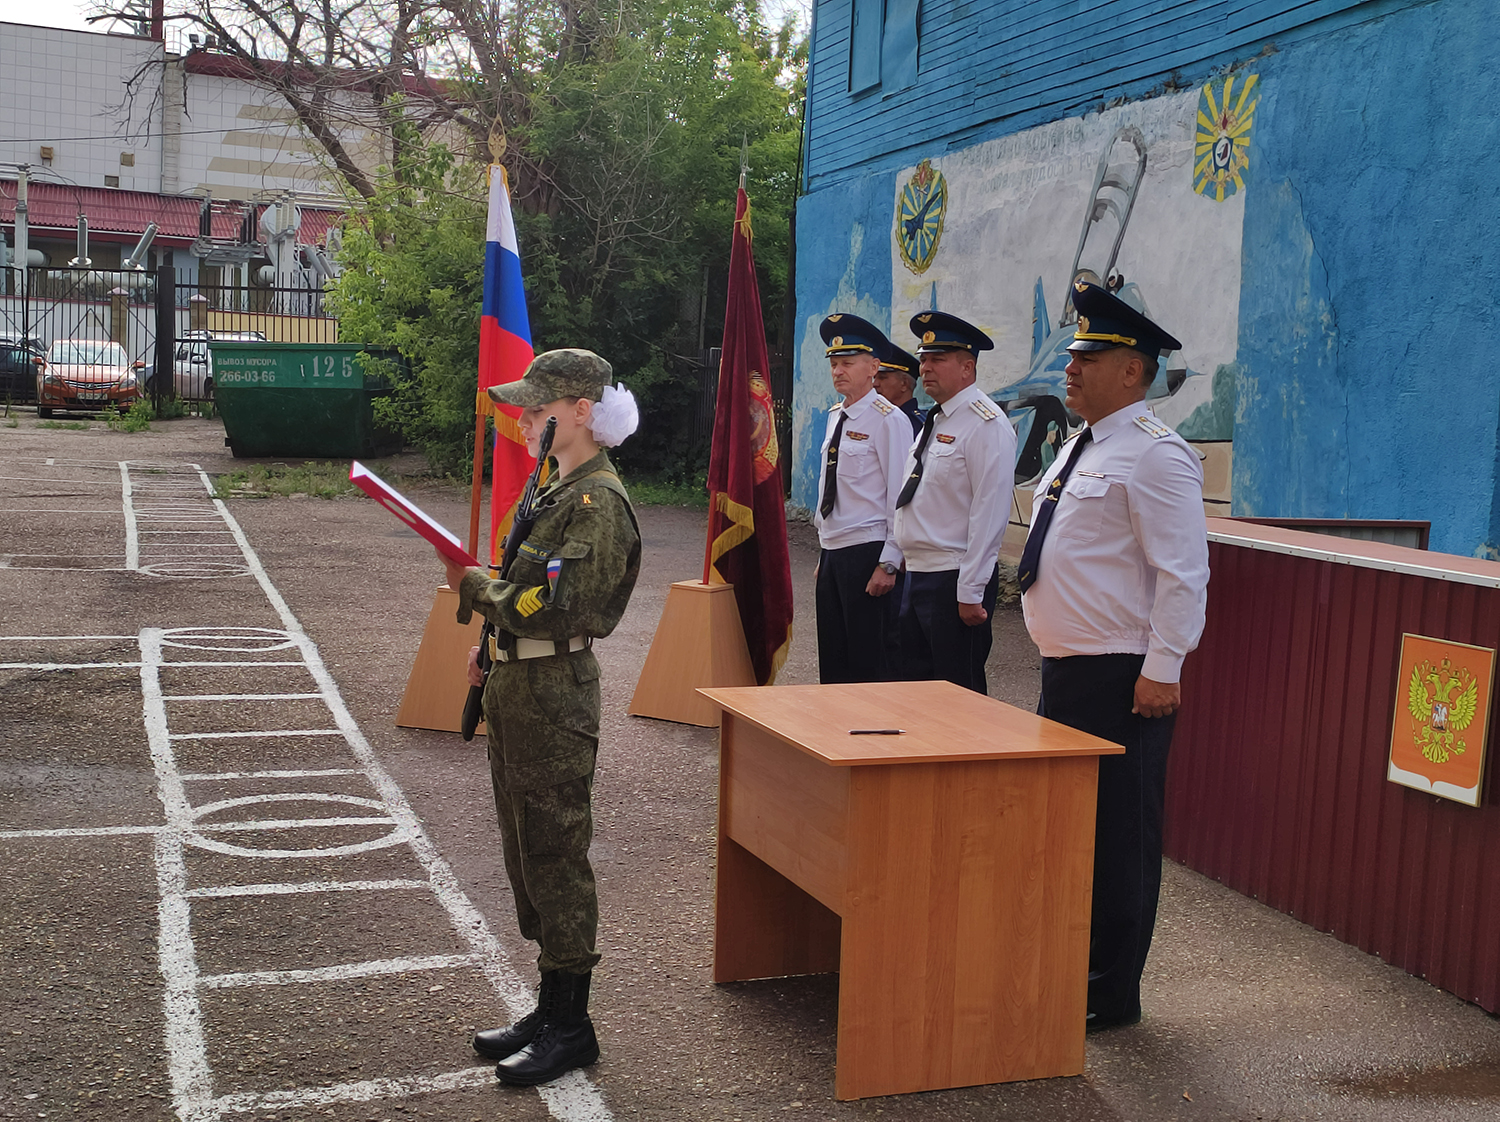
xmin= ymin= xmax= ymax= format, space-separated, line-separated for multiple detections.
xmin=791 ymin=0 xmax=1500 ymax=556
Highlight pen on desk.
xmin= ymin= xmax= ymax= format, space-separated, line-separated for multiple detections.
xmin=849 ymin=728 xmax=904 ymax=735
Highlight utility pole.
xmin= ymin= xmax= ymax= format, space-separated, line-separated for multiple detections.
xmin=15 ymin=164 xmax=29 ymax=342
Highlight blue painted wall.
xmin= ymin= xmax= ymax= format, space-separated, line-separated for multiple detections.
xmin=1235 ymin=0 xmax=1500 ymax=554
xmin=804 ymin=0 xmax=1391 ymax=192
xmin=791 ymin=173 xmax=896 ymax=508
xmin=795 ymin=0 xmax=1500 ymax=554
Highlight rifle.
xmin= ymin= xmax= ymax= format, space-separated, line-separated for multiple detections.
xmin=462 ymin=417 xmax=557 ymax=741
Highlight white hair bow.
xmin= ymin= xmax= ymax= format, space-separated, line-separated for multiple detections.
xmin=587 ymin=382 xmax=639 ymax=448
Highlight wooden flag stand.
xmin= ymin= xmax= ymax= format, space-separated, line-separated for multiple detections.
xmin=396 ymin=584 xmax=487 ymax=734
xmin=628 ymin=580 xmax=757 ymax=727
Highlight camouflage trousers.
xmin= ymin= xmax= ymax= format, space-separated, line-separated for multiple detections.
xmin=484 ymin=649 xmax=602 ymax=975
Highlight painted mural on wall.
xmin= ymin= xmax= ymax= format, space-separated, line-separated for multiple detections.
xmin=888 ymin=79 xmax=1255 ymax=519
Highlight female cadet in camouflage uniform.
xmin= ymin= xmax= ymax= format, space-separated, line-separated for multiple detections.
xmin=439 ymin=349 xmax=641 ymax=1087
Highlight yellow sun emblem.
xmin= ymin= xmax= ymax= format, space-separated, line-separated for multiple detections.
xmin=1194 ymin=73 xmax=1259 ymax=202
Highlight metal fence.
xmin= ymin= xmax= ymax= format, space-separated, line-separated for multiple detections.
xmin=0 ymin=266 xmax=338 ymax=403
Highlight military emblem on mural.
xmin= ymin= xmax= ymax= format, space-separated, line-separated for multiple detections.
xmin=1194 ymin=73 xmax=1258 ymax=202
xmin=897 ymin=159 xmax=947 ymax=274
xmin=1388 ymin=633 xmax=1495 ymax=807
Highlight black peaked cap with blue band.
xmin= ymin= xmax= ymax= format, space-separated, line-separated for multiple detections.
xmin=820 ymin=313 xmax=890 ymax=357
xmin=909 ymin=310 xmax=994 ymax=354
xmin=1066 ymin=281 xmax=1182 ymax=356
xmin=880 ymin=341 xmax=921 ymax=379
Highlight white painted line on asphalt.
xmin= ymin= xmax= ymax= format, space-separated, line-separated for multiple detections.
xmin=213 ymin=1067 xmax=494 ymax=1114
xmin=142 ymin=642 xmax=215 ymax=1119
xmin=0 ymin=473 xmax=124 ymax=486
xmin=201 ymin=953 xmax=479 ymax=990
xmin=166 ymin=728 xmax=344 ymax=741
xmin=198 ymin=816 xmax=395 ymax=833
xmin=121 ymin=460 xmax=139 ymax=570
xmin=0 ymin=824 xmax=163 ymax=839
xmin=163 ymin=693 xmax=324 ymax=702
xmin=45 ymin=458 xmax=54 ymax=465
xmin=157 ymin=660 xmax=307 ymax=669
xmin=0 ymin=508 xmax=122 ymax=514
xmin=0 ymin=633 xmax=137 ymax=640
xmin=184 ymin=879 xmax=425 ymax=899
xmin=178 ymin=768 xmax=360 ymax=781
xmin=0 ymin=660 xmax=143 ymax=670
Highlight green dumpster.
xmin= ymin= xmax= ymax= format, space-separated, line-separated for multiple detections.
xmin=212 ymin=342 xmax=403 ymax=458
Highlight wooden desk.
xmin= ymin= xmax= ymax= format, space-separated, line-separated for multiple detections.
xmin=700 ymin=680 xmax=1124 ymax=1100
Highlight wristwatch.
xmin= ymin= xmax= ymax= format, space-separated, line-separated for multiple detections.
xmin=878 ymin=561 xmax=899 ymax=576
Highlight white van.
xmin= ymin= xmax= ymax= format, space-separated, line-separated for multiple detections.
xmin=166 ymin=329 xmax=268 ymax=399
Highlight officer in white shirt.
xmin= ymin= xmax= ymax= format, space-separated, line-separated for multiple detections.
xmin=813 ymin=314 xmax=915 ymax=682
xmin=1018 ymin=280 xmax=1209 ymax=1032
xmin=893 ymin=311 xmax=1016 ymax=693
xmin=875 ymin=341 xmax=924 ymax=437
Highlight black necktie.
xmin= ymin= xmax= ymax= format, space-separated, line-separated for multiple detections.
xmin=1017 ymin=428 xmax=1094 ymax=593
xmin=895 ymin=406 xmax=940 ymax=509
xmin=819 ymin=410 xmax=847 ymax=518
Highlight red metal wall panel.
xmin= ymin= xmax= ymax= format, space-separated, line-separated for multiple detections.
xmin=1166 ymin=532 xmax=1500 ymax=1013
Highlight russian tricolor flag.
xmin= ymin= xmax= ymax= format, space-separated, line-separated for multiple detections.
xmin=479 ymin=166 xmax=537 ymax=565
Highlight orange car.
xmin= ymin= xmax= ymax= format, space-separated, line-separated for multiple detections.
xmin=35 ymin=340 xmax=146 ymax=417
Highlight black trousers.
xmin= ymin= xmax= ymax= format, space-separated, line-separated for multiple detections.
xmin=1039 ymin=652 xmax=1175 ymax=1022
xmin=897 ymin=566 xmax=999 ymax=693
xmin=815 ymin=541 xmax=890 ymax=683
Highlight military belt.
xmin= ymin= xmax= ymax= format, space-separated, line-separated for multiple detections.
xmin=489 ymin=633 xmax=592 ymax=662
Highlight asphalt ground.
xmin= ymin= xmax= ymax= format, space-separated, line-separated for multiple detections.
xmin=1 ymin=411 xmax=1497 ymax=1122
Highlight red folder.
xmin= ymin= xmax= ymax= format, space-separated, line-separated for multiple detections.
xmin=349 ymin=461 xmax=480 ymax=569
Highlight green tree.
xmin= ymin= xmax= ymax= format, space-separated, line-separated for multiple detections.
xmin=330 ymin=0 xmax=805 ymax=481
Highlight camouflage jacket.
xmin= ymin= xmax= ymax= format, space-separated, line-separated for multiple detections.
xmin=455 ymin=450 xmax=641 ymax=642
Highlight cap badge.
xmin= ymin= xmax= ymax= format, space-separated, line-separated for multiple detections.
xmin=922 ymin=331 xmax=935 ymax=344
xmin=917 ymin=314 xmax=932 ymax=323
xmin=1078 ymin=316 xmax=1090 ymax=334
xmin=831 ymin=336 xmax=843 ymax=347
xmin=1075 ymin=281 xmax=1089 ymax=293
xmin=828 ymin=314 xmax=843 ymax=322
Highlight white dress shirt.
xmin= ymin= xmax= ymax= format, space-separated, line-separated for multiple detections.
xmin=1021 ymin=403 xmax=1209 ymax=683
xmin=813 ymin=388 xmax=913 ymax=566
xmin=893 ymin=381 xmax=1017 ymax=603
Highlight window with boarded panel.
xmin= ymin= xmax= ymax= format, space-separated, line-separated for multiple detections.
xmin=850 ymin=0 xmax=884 ymax=93
xmin=883 ymin=0 xmax=920 ymax=93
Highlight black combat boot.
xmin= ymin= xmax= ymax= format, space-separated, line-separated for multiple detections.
xmin=473 ymin=970 xmax=558 ymax=1060
xmin=494 ymin=970 xmax=599 ymax=1085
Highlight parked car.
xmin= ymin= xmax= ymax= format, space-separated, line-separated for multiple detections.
xmin=35 ymin=339 xmax=145 ymax=417
xmin=164 ymin=329 xmax=268 ymax=399
xmin=1 ymin=342 xmax=38 ymax=402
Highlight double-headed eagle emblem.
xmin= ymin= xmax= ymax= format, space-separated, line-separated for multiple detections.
xmin=1407 ymin=657 xmax=1480 ymax=764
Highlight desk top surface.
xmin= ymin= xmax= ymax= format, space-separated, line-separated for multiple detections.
xmin=699 ymin=680 xmax=1124 ymax=766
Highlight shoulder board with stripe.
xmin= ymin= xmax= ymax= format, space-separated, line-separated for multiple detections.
xmin=870 ymin=395 xmax=895 ymax=415
xmin=1132 ymin=414 xmax=1173 ymax=439
xmin=969 ymin=397 xmax=999 ymax=421
xmin=829 ymin=402 xmax=844 ymax=414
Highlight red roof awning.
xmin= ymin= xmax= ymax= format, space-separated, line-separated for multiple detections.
xmin=0 ymin=180 xmax=341 ymax=250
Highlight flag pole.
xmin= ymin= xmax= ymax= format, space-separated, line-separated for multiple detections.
xmin=703 ymin=140 xmax=753 ymax=584
xmin=468 ymin=407 xmax=486 ymax=560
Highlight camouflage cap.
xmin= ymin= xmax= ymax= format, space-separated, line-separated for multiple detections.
xmin=486 ymin=348 xmax=612 ymax=407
